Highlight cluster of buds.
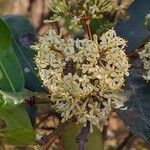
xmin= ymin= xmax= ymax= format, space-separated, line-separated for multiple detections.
xmin=46 ymin=0 xmax=117 ymax=30
xmin=32 ymin=29 xmax=129 ymax=131
xmin=139 ymin=42 xmax=150 ymax=81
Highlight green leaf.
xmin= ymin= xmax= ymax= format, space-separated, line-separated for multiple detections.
xmin=0 ymin=18 xmax=24 ymax=93
xmin=90 ymin=18 xmax=115 ymax=37
xmin=116 ymin=59 xmax=150 ymax=143
xmin=0 ymin=90 xmax=25 ymax=105
xmin=64 ymin=17 xmax=114 ymax=38
xmin=1 ymin=127 xmax=35 ymax=146
xmin=87 ymin=128 xmax=103 ymax=150
xmin=61 ymin=123 xmax=103 ymax=150
xmin=61 ymin=123 xmax=80 ymax=150
xmin=1 ymin=15 xmax=44 ymax=92
xmin=0 ymin=101 xmax=36 ymax=146
xmin=116 ymin=0 xmax=150 ymax=52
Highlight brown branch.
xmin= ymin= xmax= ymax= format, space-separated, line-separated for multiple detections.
xmin=40 ymin=136 xmax=57 ymax=150
xmin=125 ymin=136 xmax=136 ymax=150
xmin=34 ymin=110 xmax=61 ymax=129
xmin=40 ymin=127 xmax=56 ymax=131
xmin=39 ymin=118 xmax=76 ymax=150
xmin=116 ymin=132 xmax=133 ymax=150
xmin=76 ymin=123 xmax=90 ymax=150
xmin=25 ymin=90 xmax=52 ymax=105
xmin=127 ymin=51 xmax=138 ymax=61
xmin=102 ymin=125 xmax=108 ymax=147
xmin=34 ymin=113 xmax=51 ymax=129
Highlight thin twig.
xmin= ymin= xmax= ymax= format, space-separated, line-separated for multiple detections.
xmin=39 ymin=118 xmax=75 ymax=150
xmin=102 ymin=125 xmax=108 ymax=148
xmin=25 ymin=89 xmax=54 ymax=106
xmin=126 ymin=50 xmax=139 ymax=61
xmin=34 ymin=113 xmax=50 ymax=129
xmin=126 ymin=136 xmax=136 ymax=150
xmin=34 ymin=111 xmax=61 ymax=129
xmin=40 ymin=136 xmax=57 ymax=150
xmin=82 ymin=16 xmax=93 ymax=40
xmin=40 ymin=127 xmax=56 ymax=130
xmin=116 ymin=132 xmax=133 ymax=150
xmin=76 ymin=123 xmax=90 ymax=150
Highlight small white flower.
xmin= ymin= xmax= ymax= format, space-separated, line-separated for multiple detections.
xmin=47 ymin=0 xmax=117 ymax=29
xmin=32 ymin=29 xmax=129 ymax=132
xmin=139 ymin=42 xmax=150 ymax=81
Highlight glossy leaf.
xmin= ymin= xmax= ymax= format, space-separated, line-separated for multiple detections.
xmin=0 ymin=100 xmax=36 ymax=146
xmin=0 ymin=18 xmax=24 ymax=92
xmin=1 ymin=15 xmax=44 ymax=92
xmin=0 ymin=90 xmax=25 ymax=105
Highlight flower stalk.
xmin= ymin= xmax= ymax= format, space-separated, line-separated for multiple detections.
xmin=82 ymin=16 xmax=93 ymax=40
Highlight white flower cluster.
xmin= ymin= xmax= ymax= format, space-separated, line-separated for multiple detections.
xmin=32 ymin=29 xmax=129 ymax=131
xmin=47 ymin=0 xmax=117 ymax=29
xmin=139 ymin=42 xmax=150 ymax=81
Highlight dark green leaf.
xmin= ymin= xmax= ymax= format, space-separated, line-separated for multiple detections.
xmin=0 ymin=18 xmax=24 ymax=92
xmin=1 ymin=15 xmax=44 ymax=92
xmin=116 ymin=59 xmax=150 ymax=143
xmin=90 ymin=19 xmax=114 ymax=37
xmin=116 ymin=0 xmax=150 ymax=52
xmin=25 ymin=104 xmax=37 ymax=126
